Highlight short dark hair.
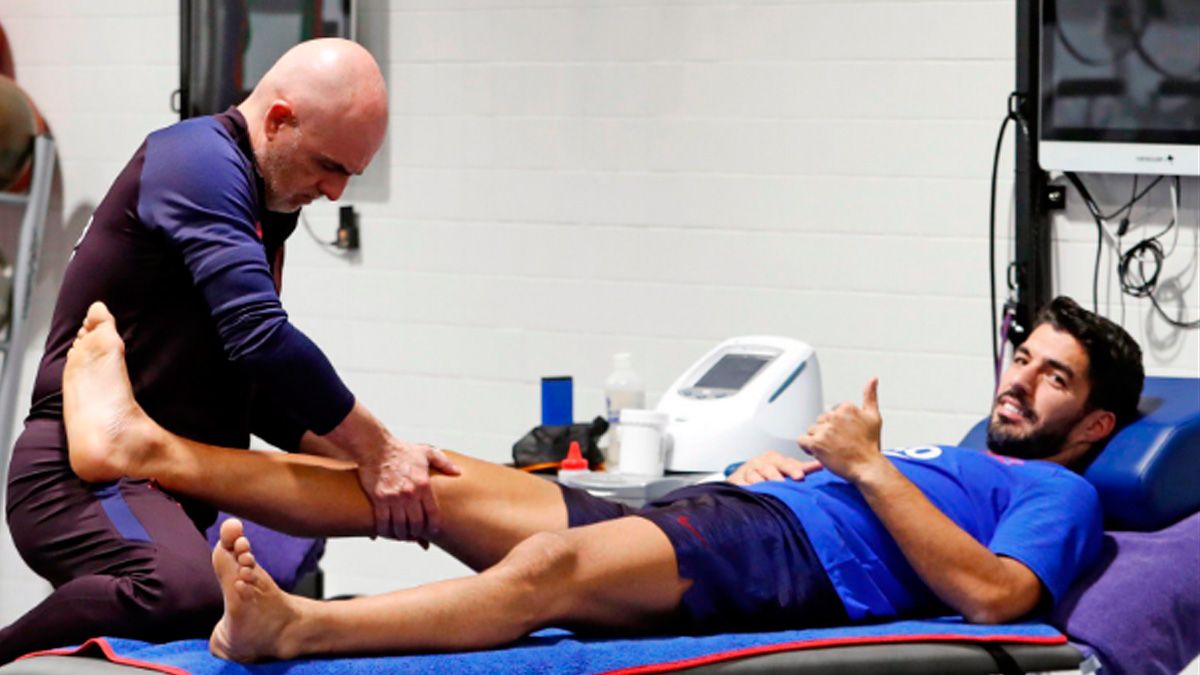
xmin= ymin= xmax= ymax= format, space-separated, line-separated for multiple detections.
xmin=1033 ymin=296 xmax=1145 ymax=430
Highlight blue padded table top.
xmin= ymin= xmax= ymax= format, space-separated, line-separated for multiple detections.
xmin=21 ymin=619 xmax=1065 ymax=675
xmin=961 ymin=376 xmax=1200 ymax=530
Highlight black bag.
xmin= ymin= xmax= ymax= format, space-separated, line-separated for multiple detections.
xmin=512 ymin=416 xmax=609 ymax=472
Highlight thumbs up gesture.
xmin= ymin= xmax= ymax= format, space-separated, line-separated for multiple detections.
xmin=797 ymin=378 xmax=886 ymax=485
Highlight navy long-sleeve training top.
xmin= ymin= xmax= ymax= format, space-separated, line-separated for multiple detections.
xmin=29 ymin=108 xmax=354 ymax=450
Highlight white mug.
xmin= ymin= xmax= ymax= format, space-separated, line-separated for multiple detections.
xmin=617 ymin=409 xmax=670 ymax=477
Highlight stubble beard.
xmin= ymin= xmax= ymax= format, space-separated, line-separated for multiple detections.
xmin=985 ymin=411 xmax=1075 ymax=460
xmin=260 ymin=131 xmax=303 ymax=213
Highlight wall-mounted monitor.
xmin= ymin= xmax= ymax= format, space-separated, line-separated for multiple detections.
xmin=181 ymin=0 xmax=355 ymax=119
xmin=1039 ymin=0 xmax=1200 ymax=176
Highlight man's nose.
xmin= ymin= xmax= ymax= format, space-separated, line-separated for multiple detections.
xmin=1009 ymin=363 xmax=1037 ymax=392
xmin=320 ymin=174 xmax=350 ymax=201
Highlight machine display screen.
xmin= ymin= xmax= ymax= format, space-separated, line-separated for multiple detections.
xmin=1041 ymin=0 xmax=1200 ymax=144
xmin=694 ymin=354 xmax=772 ymax=390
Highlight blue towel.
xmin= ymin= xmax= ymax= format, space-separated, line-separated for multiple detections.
xmin=38 ymin=618 xmax=1064 ymax=675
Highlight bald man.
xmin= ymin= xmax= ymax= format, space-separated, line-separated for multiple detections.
xmin=0 ymin=39 xmax=454 ymax=661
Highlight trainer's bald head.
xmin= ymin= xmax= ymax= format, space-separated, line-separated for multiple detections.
xmin=238 ymin=39 xmax=388 ymax=210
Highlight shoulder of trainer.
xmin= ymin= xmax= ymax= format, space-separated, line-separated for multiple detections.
xmin=140 ymin=116 xmax=258 ymax=225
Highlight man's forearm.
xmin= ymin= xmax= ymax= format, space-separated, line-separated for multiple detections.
xmin=298 ymin=431 xmax=353 ymax=461
xmin=320 ymin=400 xmax=390 ymax=464
xmin=852 ymin=459 xmax=1041 ymax=623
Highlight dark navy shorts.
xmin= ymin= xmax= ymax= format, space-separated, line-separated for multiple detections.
xmin=559 ymin=482 xmax=847 ymax=632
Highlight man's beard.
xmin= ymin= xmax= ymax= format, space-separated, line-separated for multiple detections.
xmin=260 ymin=132 xmax=303 ymax=212
xmin=985 ymin=414 xmax=1073 ymax=460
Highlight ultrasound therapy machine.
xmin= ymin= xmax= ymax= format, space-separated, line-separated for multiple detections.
xmin=561 ymin=336 xmax=823 ymax=503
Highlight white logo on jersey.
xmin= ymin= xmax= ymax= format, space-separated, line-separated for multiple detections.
xmin=882 ymin=445 xmax=943 ymax=461
xmin=69 ymin=215 xmax=94 ymax=261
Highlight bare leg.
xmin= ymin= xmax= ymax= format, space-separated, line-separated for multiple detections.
xmin=63 ymin=302 xmax=568 ymax=570
xmin=210 ymin=516 xmax=688 ymax=662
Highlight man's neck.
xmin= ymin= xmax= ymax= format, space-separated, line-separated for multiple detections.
xmin=236 ymin=100 xmax=265 ymax=159
xmin=1039 ymin=440 xmax=1095 ymax=472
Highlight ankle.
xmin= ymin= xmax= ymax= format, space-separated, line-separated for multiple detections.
xmin=122 ymin=414 xmax=168 ymax=480
xmin=272 ymin=596 xmax=319 ymax=660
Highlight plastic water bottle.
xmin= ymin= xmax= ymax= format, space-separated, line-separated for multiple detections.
xmin=604 ymin=352 xmax=645 ymax=467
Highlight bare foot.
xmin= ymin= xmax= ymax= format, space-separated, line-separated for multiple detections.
xmin=62 ymin=301 xmax=160 ymax=482
xmin=209 ymin=519 xmax=305 ymax=662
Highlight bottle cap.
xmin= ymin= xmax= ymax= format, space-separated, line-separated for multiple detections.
xmin=561 ymin=440 xmax=588 ymax=471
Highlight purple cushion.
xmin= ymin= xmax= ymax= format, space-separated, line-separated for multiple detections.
xmin=1050 ymin=512 xmax=1200 ymax=675
xmin=204 ymin=513 xmax=325 ymax=593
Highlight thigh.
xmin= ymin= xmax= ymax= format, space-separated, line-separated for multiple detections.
xmin=7 ymin=419 xmax=213 ymax=587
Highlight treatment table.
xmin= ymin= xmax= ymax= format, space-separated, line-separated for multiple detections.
xmin=3 ymin=377 xmax=1197 ymax=674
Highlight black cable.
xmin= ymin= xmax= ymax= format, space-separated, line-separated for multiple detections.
xmin=1119 ymin=237 xmax=1164 ymax=298
xmin=300 ymin=211 xmax=350 ymax=253
xmin=1093 ymin=204 xmax=1103 ymax=313
xmin=989 ymin=114 xmax=1012 ymax=368
xmin=1073 ymin=174 xmax=1198 ymax=329
xmin=1063 ymin=171 xmax=1164 ymax=314
xmin=1099 ymin=176 xmax=1163 ymax=221
xmin=1149 ymin=292 xmax=1200 ymax=329
xmin=1118 ymin=175 xmax=1138 ymax=236
xmin=989 ymin=92 xmax=1027 ymax=369
xmin=1068 ymin=172 xmax=1163 ymax=222
xmin=1063 ymin=172 xmax=1106 ymax=313
xmin=1117 ymin=177 xmax=1199 ymax=329
xmin=1117 ymin=175 xmax=1136 ymax=322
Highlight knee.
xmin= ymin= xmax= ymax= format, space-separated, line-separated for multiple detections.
xmin=497 ymin=531 xmax=579 ymax=585
xmin=487 ymin=531 xmax=580 ymax=628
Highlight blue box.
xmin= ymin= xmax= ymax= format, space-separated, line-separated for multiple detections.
xmin=541 ymin=376 xmax=573 ymax=426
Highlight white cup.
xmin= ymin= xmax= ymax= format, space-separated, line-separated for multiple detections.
xmin=617 ymin=409 xmax=670 ymax=477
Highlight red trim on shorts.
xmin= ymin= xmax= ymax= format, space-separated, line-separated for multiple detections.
xmin=675 ymin=515 xmax=708 ymax=546
xmin=601 ymin=632 xmax=1069 ymax=675
xmin=16 ymin=637 xmax=190 ymax=675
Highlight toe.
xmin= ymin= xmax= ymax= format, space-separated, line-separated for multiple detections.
xmin=219 ymin=518 xmax=244 ymax=550
xmin=86 ymin=301 xmax=114 ymax=326
xmin=234 ymin=535 xmax=252 ymax=557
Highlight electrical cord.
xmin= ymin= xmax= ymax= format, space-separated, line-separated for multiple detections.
xmin=1067 ymin=173 xmax=1198 ymax=328
xmin=1118 ymin=178 xmax=1198 ymax=328
xmin=989 ymin=94 xmax=1027 ymax=375
xmin=1118 ymin=236 xmax=1200 ymax=328
xmin=301 ymin=211 xmax=338 ymax=248
xmin=300 ymin=211 xmax=355 ymax=258
xmin=1063 ymin=172 xmax=1108 ymax=313
xmin=1098 ymin=175 xmax=1163 ymax=223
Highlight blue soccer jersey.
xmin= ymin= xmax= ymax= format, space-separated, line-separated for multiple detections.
xmin=746 ymin=445 xmax=1103 ymax=621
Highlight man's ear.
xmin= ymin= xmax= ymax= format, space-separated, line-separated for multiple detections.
xmin=263 ymin=100 xmax=296 ymax=141
xmin=1072 ymin=408 xmax=1117 ymax=445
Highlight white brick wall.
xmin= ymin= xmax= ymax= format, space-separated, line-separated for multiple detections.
xmin=1 ymin=0 xmax=1197 ymax=631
